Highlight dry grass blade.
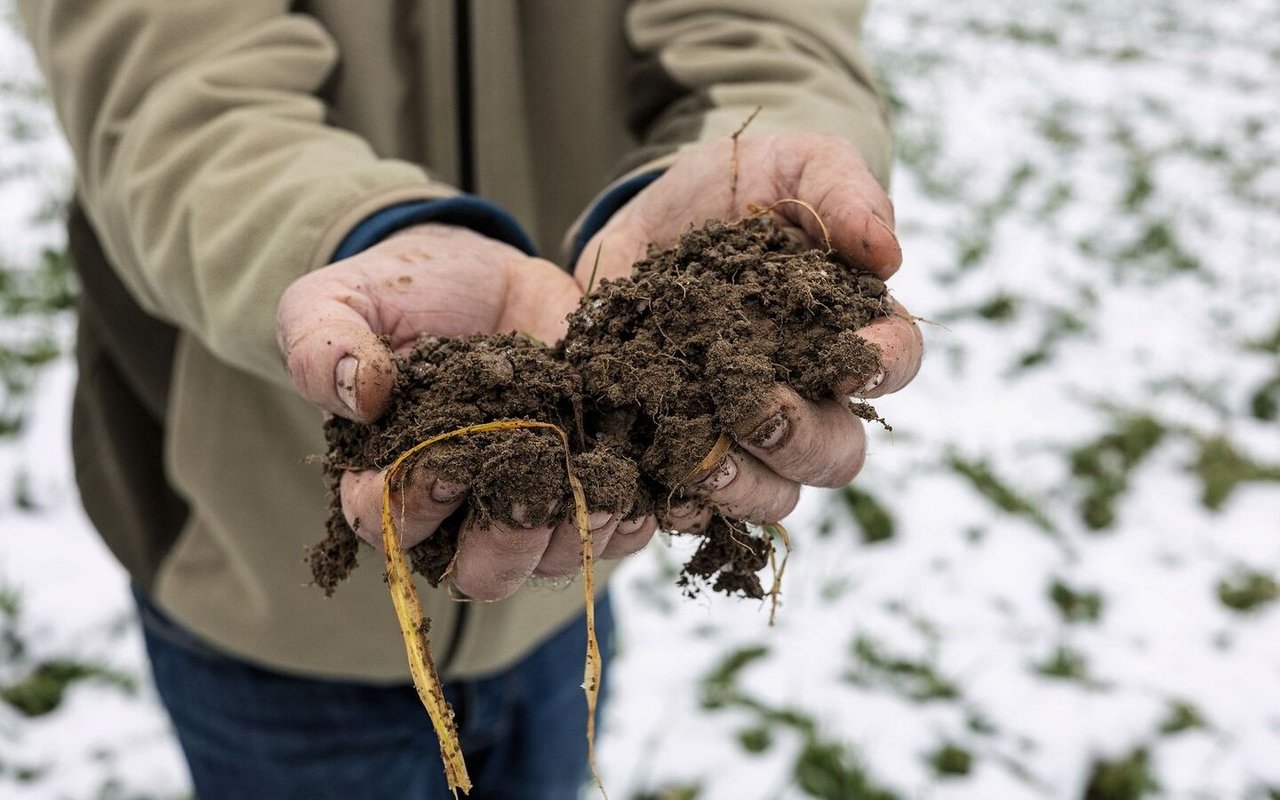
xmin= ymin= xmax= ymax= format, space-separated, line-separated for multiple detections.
xmin=679 ymin=433 xmax=733 ymax=488
xmin=586 ymin=242 xmax=604 ymax=296
xmin=730 ymin=105 xmax=763 ymax=209
xmin=749 ymin=198 xmax=834 ymax=255
xmin=380 ymin=418 xmax=608 ymax=798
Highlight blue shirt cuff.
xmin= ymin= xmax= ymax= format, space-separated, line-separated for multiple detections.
xmin=569 ymin=171 xmax=663 ymax=265
xmin=331 ymin=196 xmax=538 ymax=262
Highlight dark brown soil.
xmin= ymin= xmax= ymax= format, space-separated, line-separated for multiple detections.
xmin=310 ymin=333 xmax=638 ymax=594
xmin=311 ymin=216 xmax=893 ymax=599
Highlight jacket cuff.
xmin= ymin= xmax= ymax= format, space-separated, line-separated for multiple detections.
xmin=332 ymin=196 xmax=538 ymax=261
xmin=568 ymin=170 xmax=663 ymax=264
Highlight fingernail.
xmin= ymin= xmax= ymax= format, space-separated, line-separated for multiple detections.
xmin=511 ymin=502 xmax=536 ymax=528
xmin=589 ymin=511 xmax=614 ymax=531
xmin=430 ymin=479 xmax=467 ymax=503
xmin=668 ymin=500 xmax=697 ymax=518
xmin=872 ymin=214 xmax=897 ymax=237
xmin=511 ymin=500 xmax=558 ymax=528
xmin=336 ymin=356 xmax=358 ymax=414
xmin=857 ymin=369 xmax=885 ymax=396
xmin=748 ymin=412 xmax=790 ymax=451
xmin=616 ymin=517 xmax=645 ymax=535
xmin=698 ymin=455 xmax=738 ymax=491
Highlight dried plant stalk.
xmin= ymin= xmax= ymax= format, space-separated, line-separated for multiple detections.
xmin=679 ymin=433 xmax=734 ymax=488
xmin=380 ymin=419 xmax=607 ymax=798
xmin=748 ymin=197 xmax=834 ymax=254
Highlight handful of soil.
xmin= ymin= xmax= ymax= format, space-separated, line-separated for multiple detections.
xmin=311 ymin=216 xmax=893 ymax=599
xmin=311 ymin=332 xmax=637 ymax=594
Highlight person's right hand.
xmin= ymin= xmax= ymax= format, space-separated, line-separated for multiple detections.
xmin=276 ymin=223 xmax=659 ymax=601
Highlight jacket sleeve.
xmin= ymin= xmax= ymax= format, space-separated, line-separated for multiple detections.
xmin=18 ymin=1 xmax=458 ymax=385
xmin=627 ymin=0 xmax=892 ymax=181
xmin=569 ymin=0 xmax=893 ymax=256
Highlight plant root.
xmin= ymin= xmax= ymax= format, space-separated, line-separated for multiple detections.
xmin=763 ymin=522 xmax=792 ymax=627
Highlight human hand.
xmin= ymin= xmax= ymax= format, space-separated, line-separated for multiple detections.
xmin=577 ymin=133 xmax=924 ymax=531
xmin=277 ymin=223 xmax=657 ymax=601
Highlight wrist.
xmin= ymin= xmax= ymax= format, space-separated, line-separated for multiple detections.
xmin=331 ymin=195 xmax=537 ymax=263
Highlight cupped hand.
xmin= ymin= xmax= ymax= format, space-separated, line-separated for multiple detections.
xmin=577 ymin=134 xmax=924 ymax=531
xmin=276 ymin=223 xmax=659 ymax=601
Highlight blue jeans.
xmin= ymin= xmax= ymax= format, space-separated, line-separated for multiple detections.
xmin=134 ymin=587 xmax=614 ymax=800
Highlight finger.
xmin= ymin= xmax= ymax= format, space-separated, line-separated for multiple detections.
xmin=601 ymin=515 xmax=659 ymax=559
xmin=276 ymin=271 xmax=397 ymax=423
xmin=734 ymin=384 xmax=868 ymax=488
xmin=499 ymin=256 xmax=590 ymax=344
xmin=692 ymin=448 xmax=801 ymax=525
xmin=657 ymin=499 xmax=714 ymax=533
xmin=768 ymin=135 xmax=901 ymax=279
xmin=574 ymin=223 xmax=655 ymax=292
xmin=534 ymin=512 xmax=619 ymax=577
xmin=339 ymin=465 xmax=468 ymax=549
xmin=453 ymin=518 xmax=555 ymax=602
xmin=838 ymin=299 xmax=923 ymax=398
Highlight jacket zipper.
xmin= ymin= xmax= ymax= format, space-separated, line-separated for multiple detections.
xmin=440 ymin=0 xmax=474 ymax=675
xmin=454 ymin=0 xmax=475 ymax=194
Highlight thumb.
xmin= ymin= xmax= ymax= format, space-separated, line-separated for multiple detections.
xmin=276 ymin=281 xmax=398 ymax=423
xmin=765 ymin=135 xmax=903 ymax=279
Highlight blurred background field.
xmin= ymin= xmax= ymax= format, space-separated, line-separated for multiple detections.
xmin=2 ymin=1 xmax=1278 ymax=798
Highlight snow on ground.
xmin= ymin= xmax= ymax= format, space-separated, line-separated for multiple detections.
xmin=2 ymin=1 xmax=1278 ymax=799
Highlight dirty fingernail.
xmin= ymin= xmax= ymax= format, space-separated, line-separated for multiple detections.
xmin=748 ymin=412 xmax=790 ymax=451
xmin=698 ymin=454 xmax=738 ymax=492
xmin=669 ymin=500 xmax=697 ymax=518
xmin=336 ymin=356 xmax=358 ymax=414
xmin=430 ymin=479 xmax=467 ymax=503
xmin=511 ymin=500 xmax=558 ymax=528
xmin=857 ymin=369 xmax=886 ymax=396
xmin=616 ymin=516 xmax=646 ymax=535
xmin=511 ymin=502 xmax=537 ymax=528
xmin=589 ymin=511 xmax=614 ymax=531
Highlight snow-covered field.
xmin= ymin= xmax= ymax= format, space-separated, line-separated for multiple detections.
xmin=2 ymin=1 xmax=1278 ymax=798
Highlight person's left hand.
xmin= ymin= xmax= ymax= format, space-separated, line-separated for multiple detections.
xmin=575 ymin=133 xmax=923 ymax=532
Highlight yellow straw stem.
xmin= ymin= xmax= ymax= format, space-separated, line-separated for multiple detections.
xmin=679 ymin=433 xmax=733 ymax=488
xmin=379 ymin=419 xmax=607 ymax=798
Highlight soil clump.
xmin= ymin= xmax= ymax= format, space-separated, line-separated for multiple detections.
xmin=310 ymin=333 xmax=637 ymax=594
xmin=311 ymin=216 xmax=894 ymax=599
